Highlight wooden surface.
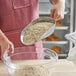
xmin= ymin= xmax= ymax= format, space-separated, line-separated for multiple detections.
xmin=0 ymin=59 xmax=76 ymax=76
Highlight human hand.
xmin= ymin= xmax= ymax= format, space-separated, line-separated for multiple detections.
xmin=0 ymin=30 xmax=14 ymax=55
xmin=0 ymin=38 xmax=14 ymax=55
xmin=50 ymin=0 xmax=65 ymax=21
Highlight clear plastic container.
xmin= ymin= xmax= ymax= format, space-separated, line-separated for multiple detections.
xmin=3 ymin=48 xmax=58 ymax=76
xmin=65 ymin=32 xmax=76 ymax=44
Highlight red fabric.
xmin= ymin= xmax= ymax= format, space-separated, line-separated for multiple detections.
xmin=0 ymin=0 xmax=44 ymax=59
xmin=0 ymin=0 xmax=32 ymax=32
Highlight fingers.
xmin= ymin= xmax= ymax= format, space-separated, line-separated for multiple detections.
xmin=9 ymin=42 xmax=14 ymax=53
xmin=51 ymin=8 xmax=58 ymax=20
xmin=55 ymin=11 xmax=64 ymax=21
xmin=51 ymin=9 xmax=55 ymax=18
xmin=56 ymin=15 xmax=64 ymax=21
xmin=1 ymin=42 xmax=14 ymax=55
xmin=54 ymin=9 xmax=58 ymax=19
xmin=51 ymin=9 xmax=64 ymax=21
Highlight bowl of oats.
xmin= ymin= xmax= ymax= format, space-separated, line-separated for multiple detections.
xmin=3 ymin=48 xmax=58 ymax=76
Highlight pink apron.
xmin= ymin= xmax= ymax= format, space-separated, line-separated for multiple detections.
xmin=0 ymin=0 xmax=44 ymax=59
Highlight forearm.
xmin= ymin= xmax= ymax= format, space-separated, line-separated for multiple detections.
xmin=51 ymin=0 xmax=65 ymax=10
xmin=58 ymin=0 xmax=65 ymax=10
xmin=59 ymin=0 xmax=65 ymax=5
xmin=57 ymin=0 xmax=65 ymax=3
xmin=50 ymin=0 xmax=65 ymax=5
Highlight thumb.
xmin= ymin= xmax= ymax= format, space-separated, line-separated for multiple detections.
xmin=9 ymin=43 xmax=14 ymax=53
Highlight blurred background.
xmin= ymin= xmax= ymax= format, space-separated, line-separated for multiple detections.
xmin=39 ymin=0 xmax=76 ymax=59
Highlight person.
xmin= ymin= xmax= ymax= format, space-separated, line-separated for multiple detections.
xmin=0 ymin=29 xmax=14 ymax=55
xmin=0 ymin=0 xmax=65 ymax=59
xmin=50 ymin=0 xmax=65 ymax=21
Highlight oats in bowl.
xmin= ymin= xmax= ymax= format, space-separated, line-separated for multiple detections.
xmin=13 ymin=60 xmax=50 ymax=76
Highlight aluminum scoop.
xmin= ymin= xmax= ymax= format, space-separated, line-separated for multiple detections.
xmin=20 ymin=17 xmax=55 ymax=45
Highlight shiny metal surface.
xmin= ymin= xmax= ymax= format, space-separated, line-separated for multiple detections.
xmin=20 ymin=17 xmax=55 ymax=45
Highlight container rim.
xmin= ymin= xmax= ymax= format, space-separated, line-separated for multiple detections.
xmin=2 ymin=49 xmax=58 ymax=70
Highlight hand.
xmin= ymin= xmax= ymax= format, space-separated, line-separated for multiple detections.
xmin=0 ymin=30 xmax=14 ymax=55
xmin=0 ymin=38 xmax=14 ymax=55
xmin=50 ymin=0 xmax=65 ymax=21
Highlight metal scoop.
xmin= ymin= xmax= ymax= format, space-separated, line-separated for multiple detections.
xmin=20 ymin=17 xmax=55 ymax=45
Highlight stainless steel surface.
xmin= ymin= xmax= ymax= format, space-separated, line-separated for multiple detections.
xmin=20 ymin=17 xmax=55 ymax=45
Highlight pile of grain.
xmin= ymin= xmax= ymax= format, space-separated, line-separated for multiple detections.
xmin=12 ymin=60 xmax=51 ymax=76
xmin=23 ymin=22 xmax=53 ymax=45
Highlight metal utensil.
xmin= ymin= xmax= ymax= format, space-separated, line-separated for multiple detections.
xmin=20 ymin=17 xmax=55 ymax=45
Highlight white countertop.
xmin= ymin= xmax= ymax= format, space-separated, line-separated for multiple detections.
xmin=0 ymin=59 xmax=76 ymax=76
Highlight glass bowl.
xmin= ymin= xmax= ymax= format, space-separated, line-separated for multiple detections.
xmin=3 ymin=48 xmax=58 ymax=76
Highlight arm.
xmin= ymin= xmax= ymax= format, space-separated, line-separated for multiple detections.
xmin=51 ymin=0 xmax=65 ymax=5
xmin=0 ymin=29 xmax=14 ymax=55
xmin=50 ymin=0 xmax=65 ymax=21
